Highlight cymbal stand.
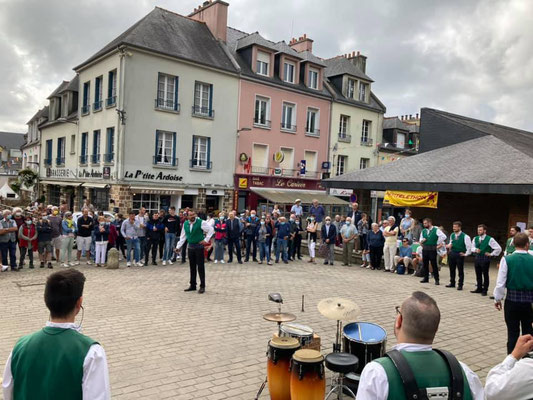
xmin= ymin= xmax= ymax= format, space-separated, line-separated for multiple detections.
xmin=254 ymin=377 xmax=267 ymax=400
xmin=333 ymin=320 xmax=343 ymax=352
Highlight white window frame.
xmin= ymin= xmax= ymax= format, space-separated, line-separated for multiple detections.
xmin=303 ymin=150 xmax=318 ymax=172
xmin=360 ymin=158 xmax=369 ymax=170
xmin=58 ymin=137 xmax=66 ymax=161
xmin=347 ymin=78 xmax=356 ymax=99
xmin=361 ymin=120 xmax=371 ymax=142
xmin=192 ymin=136 xmax=209 ymax=168
xmin=336 ymin=155 xmax=347 ymax=176
xmin=194 ymin=82 xmax=211 ymax=115
xmin=70 ymin=134 xmax=76 ymax=154
xmin=279 ymin=146 xmax=294 ymax=174
xmin=254 ymin=96 xmax=270 ymax=126
xmin=359 ymin=82 xmax=367 ymax=102
xmin=156 ymin=130 xmax=174 ymax=165
xmin=256 ymin=51 xmax=270 ymax=76
xmin=283 ymin=61 xmax=295 ymax=83
xmin=132 ymin=194 xmax=160 ymax=215
xmin=110 ymin=70 xmax=117 ymax=98
xmin=308 ymin=68 xmax=319 ymax=89
xmin=252 ymin=143 xmax=269 ymax=174
xmin=339 ymin=115 xmax=349 ymax=137
xmin=306 ymin=108 xmax=320 ymax=135
xmin=157 ymin=73 xmax=176 ymax=110
xmin=281 ymin=102 xmax=296 ymax=131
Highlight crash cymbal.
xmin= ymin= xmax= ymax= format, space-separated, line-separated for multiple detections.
xmin=263 ymin=312 xmax=297 ymax=323
xmin=317 ymin=298 xmax=361 ymax=321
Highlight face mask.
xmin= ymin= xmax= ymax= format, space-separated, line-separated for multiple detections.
xmin=346 ymin=222 xmax=351 ymax=225
xmin=310 ymin=218 xmax=315 ymax=222
xmin=251 ymin=214 xmax=256 ymax=218
xmin=15 ymin=213 xmax=21 ymax=217
xmin=99 ymin=222 xmax=105 ymax=226
xmin=280 ymin=221 xmax=286 ymax=225
xmin=260 ymin=221 xmax=265 ymax=225
xmin=53 ymin=211 xmax=58 ymax=215
xmin=326 ymin=221 xmax=331 ymax=225
xmin=6 ymin=215 xmax=12 ymax=220
xmin=296 ymin=221 xmax=300 ymax=225
xmin=290 ymin=218 xmax=295 ymax=222
xmin=220 ymin=217 xmax=225 ymax=221
xmin=25 ymin=220 xmax=32 ymax=225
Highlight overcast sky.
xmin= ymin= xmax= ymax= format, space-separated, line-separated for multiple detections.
xmin=1 ymin=0 xmax=532 ymax=133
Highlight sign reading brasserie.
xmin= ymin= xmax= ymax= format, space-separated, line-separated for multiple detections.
xmin=124 ymin=170 xmax=183 ymax=182
xmin=47 ymin=168 xmax=73 ymax=178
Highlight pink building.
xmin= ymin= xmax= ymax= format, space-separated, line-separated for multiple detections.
xmin=227 ymin=29 xmax=333 ymax=212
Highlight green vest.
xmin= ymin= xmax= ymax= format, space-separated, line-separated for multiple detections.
xmin=474 ymin=235 xmax=493 ymax=255
xmin=505 ymin=238 xmax=516 ymax=255
xmin=505 ymin=252 xmax=533 ymax=291
xmin=184 ymin=218 xmax=204 ymax=244
xmin=451 ymin=232 xmax=467 ymax=253
xmin=11 ymin=327 xmax=98 ymax=400
xmin=375 ymin=350 xmax=473 ymax=400
xmin=530 ymin=240 xmax=533 ymax=251
xmin=422 ymin=227 xmax=438 ymax=246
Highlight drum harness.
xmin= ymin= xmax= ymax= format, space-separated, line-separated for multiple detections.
xmin=385 ymin=349 xmax=465 ymax=400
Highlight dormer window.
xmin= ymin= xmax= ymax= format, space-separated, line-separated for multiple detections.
xmin=359 ymin=82 xmax=367 ymax=102
xmin=347 ymin=78 xmax=356 ymax=99
xmin=256 ymin=51 xmax=270 ymax=76
xmin=308 ymin=68 xmax=319 ymax=89
xmin=283 ymin=61 xmax=295 ymax=83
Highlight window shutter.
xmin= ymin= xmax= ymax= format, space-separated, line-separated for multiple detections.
xmin=174 ymin=77 xmax=179 ymax=111
xmin=208 ymin=84 xmax=213 ymax=116
xmin=108 ymin=71 xmax=112 ymax=98
xmin=172 ymin=132 xmax=177 ymax=166
xmin=106 ymin=129 xmax=111 ymax=154
xmin=207 ymin=137 xmax=211 ymax=168
xmin=56 ymin=139 xmax=60 ymax=159
xmin=155 ymin=130 xmax=160 ymax=161
xmin=95 ymin=78 xmax=99 ymax=102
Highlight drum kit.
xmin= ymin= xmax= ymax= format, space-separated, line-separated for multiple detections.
xmin=256 ymin=293 xmax=388 ymax=400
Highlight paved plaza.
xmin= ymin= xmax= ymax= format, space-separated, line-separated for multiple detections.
xmin=0 ymin=258 xmax=506 ymax=399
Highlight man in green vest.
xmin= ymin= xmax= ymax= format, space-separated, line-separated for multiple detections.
xmin=176 ymin=210 xmax=214 ymax=294
xmin=493 ymin=232 xmax=533 ymax=354
xmin=445 ymin=221 xmax=472 ymax=290
xmin=2 ymin=269 xmax=110 ymax=399
xmin=356 ymin=291 xmax=484 ymax=399
xmin=503 ymin=225 xmax=521 ymax=256
xmin=528 ymin=226 xmax=533 ymax=254
xmin=419 ymin=218 xmax=447 ymax=285
xmin=471 ymin=224 xmax=502 ymax=296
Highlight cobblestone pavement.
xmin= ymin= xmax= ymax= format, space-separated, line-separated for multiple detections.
xmin=0 ymin=257 xmax=506 ymax=399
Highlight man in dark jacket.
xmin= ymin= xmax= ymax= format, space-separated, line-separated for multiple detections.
xmin=37 ymin=213 xmax=53 ymax=269
xmin=225 ymin=211 xmax=242 ymax=264
xmin=321 ymin=216 xmax=337 ymax=265
xmin=145 ymin=213 xmax=164 ymax=266
xmin=275 ymin=217 xmax=291 ymax=264
xmin=244 ymin=211 xmax=260 ymax=262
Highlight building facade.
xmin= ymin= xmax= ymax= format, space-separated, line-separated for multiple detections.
xmin=378 ymin=115 xmax=420 ymax=165
xmin=22 ymin=106 xmax=48 ymax=172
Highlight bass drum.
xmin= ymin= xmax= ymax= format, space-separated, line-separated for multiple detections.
xmin=343 ymin=322 xmax=387 ymax=374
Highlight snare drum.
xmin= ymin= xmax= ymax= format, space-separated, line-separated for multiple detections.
xmin=289 ymin=349 xmax=326 ymax=400
xmin=280 ymin=322 xmax=314 ymax=346
xmin=343 ymin=322 xmax=387 ymax=374
xmin=267 ymin=336 xmax=300 ymax=400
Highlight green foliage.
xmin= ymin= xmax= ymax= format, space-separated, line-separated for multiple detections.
xmin=10 ymin=181 xmax=21 ymax=194
xmin=18 ymin=168 xmax=39 ymax=188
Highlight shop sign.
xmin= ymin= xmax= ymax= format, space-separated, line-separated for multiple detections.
xmin=238 ymin=178 xmax=248 ymax=188
xmin=124 ymin=170 xmax=184 ymax=182
xmin=273 ymin=151 xmax=285 ymax=163
xmin=239 ymin=153 xmax=249 ymax=163
xmin=383 ymin=190 xmax=438 ymax=208
xmin=46 ymin=168 xmax=73 ymax=178
xmin=329 ymin=188 xmax=353 ymax=197
xmin=79 ymin=169 xmax=104 ymax=178
xmin=235 ymin=174 xmax=324 ymax=191
xmin=103 ymin=167 xmax=111 ymax=179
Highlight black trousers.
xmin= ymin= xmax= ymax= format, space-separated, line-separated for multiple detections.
xmin=188 ymin=244 xmax=205 ymax=288
xmin=422 ymin=248 xmax=439 ymax=281
xmin=145 ymin=238 xmax=159 ymax=263
xmin=19 ymin=247 xmax=34 ymax=266
xmin=227 ymin=237 xmax=242 ymax=262
xmin=245 ymin=235 xmax=257 ymax=261
xmin=116 ymin=236 xmax=126 ymax=257
xmin=291 ymin=235 xmax=302 ymax=259
xmin=158 ymin=237 xmax=165 ymax=260
xmin=369 ymin=246 xmax=383 ymax=269
xmin=448 ymin=251 xmax=465 ymax=286
xmin=504 ymin=299 xmax=533 ymax=354
xmin=181 ymin=240 xmax=188 ymax=262
xmin=474 ymin=257 xmax=491 ymax=292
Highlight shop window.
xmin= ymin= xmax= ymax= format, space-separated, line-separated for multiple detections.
xmin=92 ymin=188 xmax=109 ymax=211
xmin=49 ymin=185 xmax=61 ymax=206
xmin=132 ymin=193 xmax=160 ymax=214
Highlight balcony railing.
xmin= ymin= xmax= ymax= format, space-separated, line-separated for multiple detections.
xmin=338 ymin=133 xmax=351 ymax=143
xmin=248 ymin=166 xmax=320 ymax=179
xmin=153 ymin=155 xmax=177 ymax=166
xmin=91 ymin=154 xmax=101 ymax=164
xmin=81 ymin=104 xmax=90 ymax=115
xmin=93 ymin=101 xmax=103 ymax=111
xmin=44 ymin=158 xmax=52 ymax=166
xmin=55 ymin=157 xmax=65 ymax=166
xmin=305 ymin=128 xmax=320 ymax=137
xmin=300 ymin=171 xmax=319 ymax=179
xmin=281 ymin=123 xmax=297 ymax=132
xmin=155 ymin=98 xmax=180 ymax=112
xmin=251 ymin=166 xmax=269 ymax=175
xmin=106 ymin=96 xmax=116 ymax=107
xmin=361 ymin=137 xmax=373 ymax=146
xmin=104 ymin=153 xmax=114 ymax=163
xmin=79 ymin=155 xmax=88 ymax=165
xmin=192 ymin=105 xmax=214 ymax=118
xmin=253 ymin=119 xmax=271 ymax=128
xmin=190 ymin=159 xmax=212 ymax=170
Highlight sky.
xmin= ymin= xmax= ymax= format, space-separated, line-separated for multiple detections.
xmin=1 ymin=0 xmax=532 ymax=133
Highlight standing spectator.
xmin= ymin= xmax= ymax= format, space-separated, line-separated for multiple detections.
xmin=358 ymin=213 xmax=370 ymax=267
xmin=244 ymin=210 xmax=259 ymax=262
xmin=225 ymin=211 xmax=242 ymax=264
xmin=18 ymin=216 xmax=37 ymax=269
xmin=306 ymin=216 xmax=318 ymax=264
xmin=341 ymin=217 xmax=358 ymax=266
xmin=256 ymin=217 xmax=272 ymax=265
xmin=349 ymin=202 xmax=362 ymax=226
xmin=178 ymin=209 xmax=188 ymax=263
xmin=0 ymin=210 xmax=19 ymax=271
xmin=410 ymin=219 xmax=422 ymax=244
xmin=309 ymin=199 xmax=325 ymax=226
xmin=419 ymin=218 xmax=447 ymax=285
xmin=287 ymin=214 xmax=298 ymax=260
xmin=291 ymin=216 xmax=303 ymax=261
xmin=12 ymin=208 xmax=25 ymax=265
xmin=265 ymin=214 xmax=275 ymax=257
xmin=82 ymin=198 xmax=94 ymax=213
xmin=272 ymin=204 xmax=281 ymax=218
xmin=213 ymin=212 xmax=226 ymax=264
xmin=163 ymin=207 xmax=180 ymax=266
xmin=275 ymin=216 xmax=290 ymax=264
xmin=158 ymin=209 xmax=167 ymax=260
xmin=60 ymin=212 xmax=77 ymax=267
xmin=400 ymin=209 xmax=414 ymax=241
xmin=135 ymin=207 xmax=148 ymax=263
xmin=93 ymin=216 xmax=109 ymax=267
xmin=145 ymin=212 xmax=164 ymax=266
xmin=37 ymin=212 xmax=53 ymax=269
xmin=49 ymin=207 xmax=62 ymax=263
xmin=367 ymin=223 xmax=385 ymax=270
xmin=471 ymin=224 xmax=502 ymax=296
xmin=76 ymin=209 xmax=93 ymax=265
xmin=121 ymin=211 xmax=142 ymax=267
xmin=383 ymin=216 xmax=399 ymax=272
xmin=445 ymin=221 xmax=472 ymax=290
xmin=290 ymin=199 xmax=303 ymax=217
xmin=333 ymin=215 xmax=342 ymax=247
xmin=106 ymin=217 xmax=118 ymax=260
xmin=205 ymin=213 xmax=215 ymax=262
xmin=114 ymin=213 xmax=126 ymax=259
xmin=394 ymin=238 xmax=414 ymax=272
xmin=321 ymin=216 xmax=336 ymax=266
xmin=59 ymin=200 xmax=68 ymax=216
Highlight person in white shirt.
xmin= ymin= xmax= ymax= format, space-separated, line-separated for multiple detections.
xmin=2 ymin=269 xmax=110 ymax=399
xmin=383 ymin=216 xmax=399 ymax=272
xmin=444 ymin=221 xmax=472 ymax=290
xmin=357 ymin=291 xmax=484 ymax=400
xmin=485 ymin=334 xmax=533 ymax=400
xmin=290 ymin=199 xmax=303 ymax=217
xmin=419 ymin=218 xmax=447 ymax=285
xmin=470 ymin=224 xmax=502 ymax=296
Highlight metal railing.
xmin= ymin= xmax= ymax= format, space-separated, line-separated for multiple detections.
xmin=81 ymin=104 xmax=90 ymax=115
xmin=153 ymin=155 xmax=177 ymax=166
xmin=155 ymin=98 xmax=180 ymax=112
xmin=106 ymin=96 xmax=116 ymax=107
xmin=93 ymin=100 xmax=103 ymax=111
xmin=338 ymin=133 xmax=351 ymax=143
xmin=44 ymin=158 xmax=52 ymax=166
xmin=104 ymin=153 xmax=114 ymax=163
xmin=360 ymin=137 xmax=373 ymax=146
xmin=251 ymin=166 xmax=269 ymax=175
xmin=281 ymin=123 xmax=297 ymax=132
xmin=91 ymin=154 xmax=101 ymax=164
xmin=55 ymin=157 xmax=65 ymax=166
xmin=253 ymin=119 xmax=271 ymax=128
xmin=190 ymin=159 xmax=212 ymax=170
xmin=305 ymin=128 xmax=320 ymax=137
xmin=79 ymin=155 xmax=88 ymax=165
xmin=192 ymin=105 xmax=214 ymax=118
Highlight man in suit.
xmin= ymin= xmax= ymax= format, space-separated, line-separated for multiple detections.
xmin=321 ymin=216 xmax=337 ymax=266
xmin=225 ymin=211 xmax=242 ymax=264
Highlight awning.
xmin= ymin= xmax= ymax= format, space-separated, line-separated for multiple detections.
xmin=40 ymin=180 xmax=82 ymax=187
xmin=129 ymin=186 xmax=184 ymax=195
xmin=250 ymin=187 xmax=349 ymax=206
xmin=81 ymin=182 xmax=109 ymax=189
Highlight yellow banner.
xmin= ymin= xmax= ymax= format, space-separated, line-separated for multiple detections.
xmin=383 ymin=190 xmax=438 ymax=208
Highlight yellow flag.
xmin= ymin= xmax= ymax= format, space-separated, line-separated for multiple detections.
xmin=383 ymin=191 xmax=438 ymax=208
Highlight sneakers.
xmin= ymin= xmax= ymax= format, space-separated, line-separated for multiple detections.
xmin=127 ymin=262 xmax=131 ymax=267
xmin=47 ymin=262 xmax=53 ymax=269
xmin=40 ymin=262 xmax=45 ymax=268
xmin=136 ymin=261 xmax=144 ymax=267
xmin=86 ymin=260 xmax=92 ymax=265
xmin=220 ymin=260 xmax=225 ymax=264
xmin=69 ymin=262 xmax=77 ymax=267
xmin=162 ymin=261 xmax=167 ymax=266
xmin=62 ymin=263 xmax=69 ymax=268
xmin=214 ymin=260 xmax=218 ymax=264
xmin=1 ymin=265 xmax=8 ymax=272
xmin=168 ymin=260 xmax=173 ymax=265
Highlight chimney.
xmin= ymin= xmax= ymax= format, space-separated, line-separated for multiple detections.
xmin=415 ymin=113 xmax=419 ymax=119
xmin=289 ymin=33 xmax=314 ymax=52
xmin=189 ymin=0 xmax=229 ymax=42
xmin=347 ymin=50 xmax=367 ymax=73
xmin=409 ymin=114 xmax=412 ymax=119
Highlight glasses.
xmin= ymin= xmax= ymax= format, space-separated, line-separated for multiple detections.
xmin=395 ymin=306 xmax=402 ymax=316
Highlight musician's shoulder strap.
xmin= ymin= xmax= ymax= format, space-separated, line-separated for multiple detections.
xmin=385 ymin=349 xmax=427 ymax=400
xmin=433 ymin=349 xmax=465 ymax=400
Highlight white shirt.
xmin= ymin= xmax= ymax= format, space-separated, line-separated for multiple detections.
xmin=493 ymin=250 xmax=533 ymax=301
xmin=485 ymin=354 xmax=533 ymax=400
xmin=449 ymin=231 xmax=472 ymax=256
xmin=176 ymin=219 xmax=214 ymax=249
xmin=356 ymin=343 xmax=484 ymax=400
xmin=471 ymin=234 xmax=502 ymax=256
xmin=419 ymin=227 xmax=447 ymax=245
xmin=2 ymin=322 xmax=110 ymax=400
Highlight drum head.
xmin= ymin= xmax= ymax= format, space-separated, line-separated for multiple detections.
xmin=292 ymin=349 xmax=323 ymax=363
xmin=281 ymin=323 xmax=313 ymax=337
xmin=270 ymin=336 xmax=300 ymax=349
xmin=343 ymin=322 xmax=387 ymax=343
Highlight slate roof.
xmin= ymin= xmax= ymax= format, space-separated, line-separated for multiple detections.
xmin=323 ymin=56 xmax=373 ymax=82
xmin=299 ymin=50 xmax=326 ymax=67
xmin=325 ymin=80 xmax=385 ymax=113
xmin=47 ymin=81 xmax=69 ymax=99
xmin=384 ymin=117 xmax=419 ymax=132
xmin=236 ymin=32 xmax=278 ymax=52
xmin=0 ymin=132 xmax=26 ymax=150
xmin=74 ymin=7 xmax=238 ymax=73
xmin=60 ymin=75 xmax=79 ymax=94
xmin=273 ymin=41 xmax=303 ymax=59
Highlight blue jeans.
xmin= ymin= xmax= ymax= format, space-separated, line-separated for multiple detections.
xmin=258 ymin=241 xmax=270 ymax=262
xmin=0 ymin=241 xmax=17 ymax=268
xmin=139 ymin=236 xmax=147 ymax=260
xmin=164 ymin=232 xmax=177 ymax=261
xmin=275 ymin=238 xmax=288 ymax=262
xmin=126 ymin=238 xmax=140 ymax=263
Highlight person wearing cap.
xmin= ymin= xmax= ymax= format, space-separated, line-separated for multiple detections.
xmin=0 ymin=210 xmax=19 ymax=271
xmin=290 ymin=199 xmax=303 ymax=217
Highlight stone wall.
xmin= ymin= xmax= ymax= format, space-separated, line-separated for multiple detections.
xmin=109 ymin=185 xmax=133 ymax=215
xmin=195 ymin=188 xmax=206 ymax=212
xmin=221 ymin=189 xmax=233 ymax=211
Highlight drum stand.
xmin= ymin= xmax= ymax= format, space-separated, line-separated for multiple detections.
xmin=254 ymin=377 xmax=267 ymax=400
xmin=333 ymin=320 xmax=343 ymax=352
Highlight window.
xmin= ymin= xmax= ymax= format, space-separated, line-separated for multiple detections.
xmin=155 ymin=130 xmax=176 ymax=166
xmin=92 ymin=188 xmax=109 ymax=211
xmin=105 ymin=127 xmax=115 ymax=163
xmin=92 ymin=130 xmax=100 ymax=163
xmin=45 ymin=140 xmax=52 ymax=165
xmin=82 ymin=82 xmax=90 ymax=114
xmin=396 ymin=132 xmax=406 ymax=149
xmin=308 ymin=68 xmax=319 ymax=89
xmin=107 ymin=69 xmax=117 ymax=107
xmin=254 ymin=96 xmax=270 ymax=127
xmin=347 ymin=79 xmax=356 ymax=99
xmin=359 ymin=82 xmax=367 ymax=102
xmin=49 ymin=185 xmax=61 ymax=206
xmin=281 ymin=102 xmax=296 ymax=131
xmin=304 ymin=150 xmax=317 ymax=175
xmin=193 ymin=82 xmax=213 ymax=117
xmin=279 ymin=147 xmax=294 ymax=176
xmin=252 ymin=143 xmax=269 ymax=174
xmin=283 ymin=62 xmax=295 ymax=83
xmin=339 ymin=115 xmax=349 ymax=138
xmin=256 ymin=51 xmax=270 ymax=76
xmin=191 ymin=136 xmax=211 ymax=169
xmin=306 ymin=108 xmax=320 ymax=136
xmin=336 ymin=155 xmax=347 ymax=176
xmin=360 ymin=158 xmax=369 ymax=169
xmin=94 ymin=76 xmax=103 ymax=111
xmin=361 ymin=120 xmax=371 ymax=143
xmin=156 ymin=73 xmax=179 ymax=111
xmin=70 ymin=134 xmax=76 ymax=154
xmin=56 ymin=137 xmax=65 ymax=165
xmin=80 ymin=132 xmax=88 ymax=164
xmin=133 ymin=194 xmax=161 ymax=214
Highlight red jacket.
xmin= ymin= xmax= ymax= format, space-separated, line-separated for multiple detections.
xmin=108 ymin=224 xmax=118 ymax=246
xmin=214 ymin=221 xmax=227 ymax=240
xmin=19 ymin=224 xmax=38 ymax=251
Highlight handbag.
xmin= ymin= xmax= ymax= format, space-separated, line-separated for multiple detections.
xmin=318 ymin=242 xmax=329 ymax=258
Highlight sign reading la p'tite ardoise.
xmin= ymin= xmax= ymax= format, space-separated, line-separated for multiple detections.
xmin=124 ymin=170 xmax=184 ymax=182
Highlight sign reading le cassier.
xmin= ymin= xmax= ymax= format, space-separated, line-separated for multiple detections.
xmin=383 ymin=190 xmax=438 ymax=208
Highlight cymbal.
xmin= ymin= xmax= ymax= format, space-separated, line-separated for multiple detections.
xmin=317 ymin=298 xmax=361 ymax=321
xmin=263 ymin=312 xmax=297 ymax=323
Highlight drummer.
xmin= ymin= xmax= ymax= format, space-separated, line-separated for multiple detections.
xmin=356 ymin=291 xmax=484 ymax=399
